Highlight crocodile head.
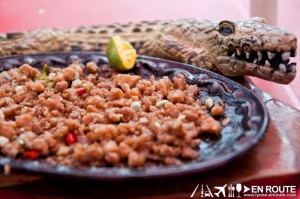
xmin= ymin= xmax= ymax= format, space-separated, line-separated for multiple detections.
xmin=206 ymin=17 xmax=297 ymax=84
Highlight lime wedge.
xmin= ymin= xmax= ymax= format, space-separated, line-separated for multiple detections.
xmin=106 ymin=36 xmax=137 ymax=71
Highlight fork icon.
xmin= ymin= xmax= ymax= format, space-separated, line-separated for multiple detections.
xmin=228 ymin=184 xmax=235 ymax=197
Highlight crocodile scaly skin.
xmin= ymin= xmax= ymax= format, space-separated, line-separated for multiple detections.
xmin=0 ymin=17 xmax=297 ymax=84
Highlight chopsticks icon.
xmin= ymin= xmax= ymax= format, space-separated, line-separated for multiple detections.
xmin=228 ymin=184 xmax=235 ymax=197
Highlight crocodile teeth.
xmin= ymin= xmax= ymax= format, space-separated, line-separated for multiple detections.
xmin=267 ymin=52 xmax=275 ymax=60
xmin=231 ymin=53 xmax=235 ymax=58
xmin=253 ymin=58 xmax=258 ymax=64
xmin=246 ymin=52 xmax=250 ymax=59
xmin=290 ymin=64 xmax=296 ymax=72
xmin=281 ymin=52 xmax=290 ymax=61
xmin=237 ymin=49 xmax=242 ymax=56
xmin=279 ymin=64 xmax=287 ymax=73
xmin=257 ymin=52 xmax=263 ymax=60
xmin=265 ymin=60 xmax=270 ymax=66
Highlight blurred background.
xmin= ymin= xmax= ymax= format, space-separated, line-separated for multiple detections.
xmin=0 ymin=0 xmax=299 ymax=109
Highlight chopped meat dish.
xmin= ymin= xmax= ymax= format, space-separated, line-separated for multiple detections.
xmin=0 ymin=62 xmax=223 ymax=167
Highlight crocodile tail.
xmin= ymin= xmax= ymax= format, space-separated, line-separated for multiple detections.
xmin=0 ymin=29 xmax=69 ymax=56
xmin=0 ymin=21 xmax=162 ymax=57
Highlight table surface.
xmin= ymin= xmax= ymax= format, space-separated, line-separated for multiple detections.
xmin=0 ymin=1 xmax=299 ymax=198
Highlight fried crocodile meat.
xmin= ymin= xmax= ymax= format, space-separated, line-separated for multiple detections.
xmin=0 ymin=17 xmax=297 ymax=84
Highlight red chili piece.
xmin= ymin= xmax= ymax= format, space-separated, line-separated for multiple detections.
xmin=23 ymin=151 xmax=40 ymax=160
xmin=66 ymin=132 xmax=77 ymax=145
xmin=77 ymin=88 xmax=86 ymax=96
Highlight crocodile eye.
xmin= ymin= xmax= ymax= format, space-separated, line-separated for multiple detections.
xmin=219 ymin=26 xmax=233 ymax=35
xmin=218 ymin=21 xmax=235 ymax=36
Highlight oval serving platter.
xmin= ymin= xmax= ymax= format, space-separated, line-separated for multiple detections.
xmin=0 ymin=52 xmax=268 ymax=180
